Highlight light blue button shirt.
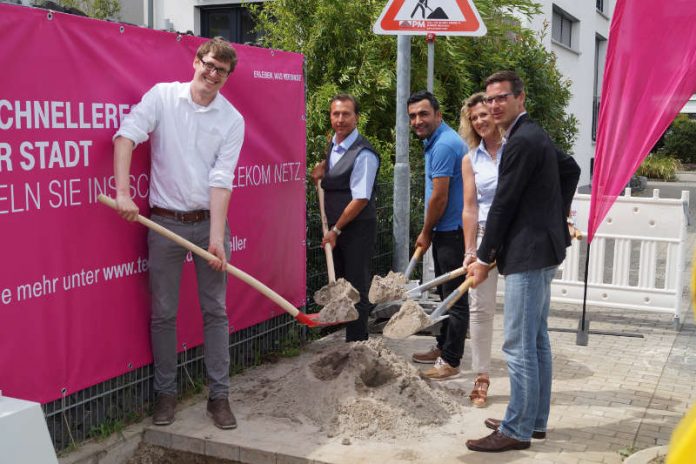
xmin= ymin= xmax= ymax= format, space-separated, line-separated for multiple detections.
xmin=471 ymin=139 xmax=502 ymax=225
xmin=329 ymin=129 xmax=379 ymax=199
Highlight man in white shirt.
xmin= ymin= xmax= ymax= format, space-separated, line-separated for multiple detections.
xmin=311 ymin=94 xmax=380 ymax=341
xmin=113 ymin=37 xmax=244 ymax=430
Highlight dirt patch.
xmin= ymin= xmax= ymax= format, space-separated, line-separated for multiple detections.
xmin=231 ymin=338 xmax=465 ymax=440
xmin=383 ymin=300 xmax=431 ymax=339
xmin=127 ymin=443 xmax=238 ymax=464
xmin=368 ymin=271 xmax=408 ymax=304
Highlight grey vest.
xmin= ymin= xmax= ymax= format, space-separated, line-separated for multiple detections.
xmin=322 ymin=134 xmax=380 ymax=224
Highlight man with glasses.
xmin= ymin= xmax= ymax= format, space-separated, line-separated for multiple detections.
xmin=466 ymin=71 xmax=580 ymax=452
xmin=112 ymin=37 xmax=244 ymax=430
xmin=407 ymin=90 xmax=469 ymax=381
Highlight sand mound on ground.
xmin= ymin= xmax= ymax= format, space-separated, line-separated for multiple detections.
xmin=232 ymin=338 xmax=465 ymax=439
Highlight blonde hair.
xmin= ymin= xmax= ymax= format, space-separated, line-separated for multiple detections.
xmin=458 ymin=92 xmax=487 ymax=148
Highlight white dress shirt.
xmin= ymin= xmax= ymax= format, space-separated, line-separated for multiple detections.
xmin=115 ymin=81 xmax=245 ymax=211
xmin=329 ymin=129 xmax=379 ymax=200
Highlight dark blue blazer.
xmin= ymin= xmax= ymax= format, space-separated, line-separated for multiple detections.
xmin=477 ymin=114 xmax=580 ymax=275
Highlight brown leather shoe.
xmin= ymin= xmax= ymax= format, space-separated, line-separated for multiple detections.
xmin=466 ymin=430 xmax=531 ymax=452
xmin=207 ymin=398 xmax=237 ymax=430
xmin=152 ymin=393 xmax=176 ymax=426
xmin=484 ymin=418 xmax=546 ymax=439
xmin=412 ymin=345 xmax=441 ymax=364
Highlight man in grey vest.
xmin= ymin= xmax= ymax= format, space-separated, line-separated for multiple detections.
xmin=311 ymin=94 xmax=380 ymax=341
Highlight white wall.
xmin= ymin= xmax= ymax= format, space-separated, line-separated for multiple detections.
xmin=144 ymin=0 xmax=268 ymax=34
xmin=518 ymin=0 xmax=615 ymax=187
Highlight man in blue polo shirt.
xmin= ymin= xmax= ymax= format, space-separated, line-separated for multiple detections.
xmin=407 ymin=90 xmax=469 ymax=380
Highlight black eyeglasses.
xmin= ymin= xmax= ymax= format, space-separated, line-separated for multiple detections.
xmin=200 ymin=58 xmax=230 ymax=77
xmin=484 ymin=92 xmax=514 ymax=105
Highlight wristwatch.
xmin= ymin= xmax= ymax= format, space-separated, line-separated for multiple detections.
xmin=331 ymin=226 xmax=342 ymax=236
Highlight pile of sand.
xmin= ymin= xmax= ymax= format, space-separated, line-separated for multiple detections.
xmin=368 ymin=271 xmax=408 ymax=304
xmin=383 ymin=300 xmax=432 ymax=339
xmin=232 ymin=338 xmax=465 ymax=440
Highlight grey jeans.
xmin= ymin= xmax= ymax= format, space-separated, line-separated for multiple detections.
xmin=148 ymin=215 xmax=231 ymax=399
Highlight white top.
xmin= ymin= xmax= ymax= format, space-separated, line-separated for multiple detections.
xmin=329 ymin=129 xmax=379 ymax=200
xmin=115 ymin=81 xmax=245 ymax=210
xmin=470 ymin=140 xmax=501 ymax=225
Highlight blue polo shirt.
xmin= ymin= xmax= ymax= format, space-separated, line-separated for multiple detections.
xmin=424 ymin=122 xmax=466 ymax=232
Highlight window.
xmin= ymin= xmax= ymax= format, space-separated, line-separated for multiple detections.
xmin=596 ymin=0 xmax=604 ymax=13
xmin=200 ymin=3 xmax=263 ymax=45
xmin=593 ymin=35 xmax=607 ymax=141
xmin=552 ymin=6 xmax=577 ymax=49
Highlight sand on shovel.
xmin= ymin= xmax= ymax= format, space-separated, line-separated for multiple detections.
xmin=368 ymin=271 xmax=409 ymax=304
xmin=313 ymin=278 xmax=360 ymax=306
xmin=382 ymin=299 xmax=431 ymax=339
xmin=317 ymin=294 xmax=359 ymax=323
xmin=230 ymin=338 xmax=465 ymax=440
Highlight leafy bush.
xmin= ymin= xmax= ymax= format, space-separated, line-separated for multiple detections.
xmin=251 ymin=0 xmax=578 ymax=181
xmin=636 ymin=153 xmax=681 ymax=181
xmin=661 ymin=114 xmax=696 ymax=164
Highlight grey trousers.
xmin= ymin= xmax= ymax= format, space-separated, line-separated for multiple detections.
xmin=148 ymin=215 xmax=231 ymax=399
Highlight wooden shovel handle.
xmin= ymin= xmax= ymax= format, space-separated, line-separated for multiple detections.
xmin=315 ymin=182 xmax=336 ymax=283
xmin=403 ymin=246 xmax=424 ymax=279
xmin=98 ymin=195 xmax=301 ymax=318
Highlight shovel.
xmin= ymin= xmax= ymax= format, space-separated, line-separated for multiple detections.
xmin=368 ymin=246 xmax=424 ymax=304
xmin=98 ymin=194 xmax=333 ymax=328
xmin=383 ymin=263 xmax=497 ymax=339
xmin=405 ymin=266 xmax=466 ymax=299
xmin=310 ymin=183 xmax=359 ymax=323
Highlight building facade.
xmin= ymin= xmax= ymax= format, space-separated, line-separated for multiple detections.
xmin=517 ymin=0 xmax=615 ymax=187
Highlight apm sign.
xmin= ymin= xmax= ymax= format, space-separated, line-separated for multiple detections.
xmin=373 ymin=0 xmax=487 ymax=36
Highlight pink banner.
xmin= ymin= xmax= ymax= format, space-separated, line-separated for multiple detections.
xmin=0 ymin=4 xmax=306 ymax=403
xmin=589 ymin=0 xmax=696 ymax=242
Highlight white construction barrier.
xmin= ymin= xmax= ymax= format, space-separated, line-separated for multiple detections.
xmin=499 ymin=188 xmax=690 ymax=326
xmin=0 ymin=392 xmax=58 ymax=463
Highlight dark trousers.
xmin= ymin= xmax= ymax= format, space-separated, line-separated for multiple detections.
xmin=332 ymin=218 xmax=376 ymax=342
xmin=432 ymin=228 xmax=469 ymax=368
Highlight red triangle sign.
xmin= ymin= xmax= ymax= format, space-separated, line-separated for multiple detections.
xmin=373 ymin=0 xmax=487 ymax=36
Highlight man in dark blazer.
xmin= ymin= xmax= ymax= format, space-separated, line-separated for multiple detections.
xmin=466 ymin=71 xmax=580 ymax=452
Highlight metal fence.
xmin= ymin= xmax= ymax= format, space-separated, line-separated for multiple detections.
xmin=44 ymin=178 xmax=424 ymax=452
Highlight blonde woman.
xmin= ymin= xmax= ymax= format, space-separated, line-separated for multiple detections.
xmin=459 ymin=92 xmax=502 ymax=407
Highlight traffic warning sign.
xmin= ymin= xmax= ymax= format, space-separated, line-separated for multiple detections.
xmin=373 ymin=0 xmax=487 ymax=36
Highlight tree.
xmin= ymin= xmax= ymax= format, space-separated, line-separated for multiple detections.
xmin=252 ymin=0 xmax=577 ymax=179
xmin=37 ymin=0 xmax=120 ymax=19
xmin=660 ymin=114 xmax=696 ymax=164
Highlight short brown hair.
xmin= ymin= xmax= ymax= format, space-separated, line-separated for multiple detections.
xmin=196 ymin=37 xmax=237 ymax=74
xmin=459 ymin=92 xmax=487 ymax=148
xmin=330 ymin=93 xmax=360 ymax=115
xmin=485 ymin=70 xmax=524 ymax=96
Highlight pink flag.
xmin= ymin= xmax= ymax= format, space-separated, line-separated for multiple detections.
xmin=588 ymin=0 xmax=696 ymax=242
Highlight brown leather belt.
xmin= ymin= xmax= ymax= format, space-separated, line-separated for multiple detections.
xmin=151 ymin=206 xmax=210 ymax=223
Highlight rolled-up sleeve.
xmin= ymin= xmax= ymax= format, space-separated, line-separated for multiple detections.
xmin=209 ymin=116 xmax=245 ymax=190
xmin=114 ymin=85 xmax=161 ymax=146
xmin=349 ymin=149 xmax=379 ymax=199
